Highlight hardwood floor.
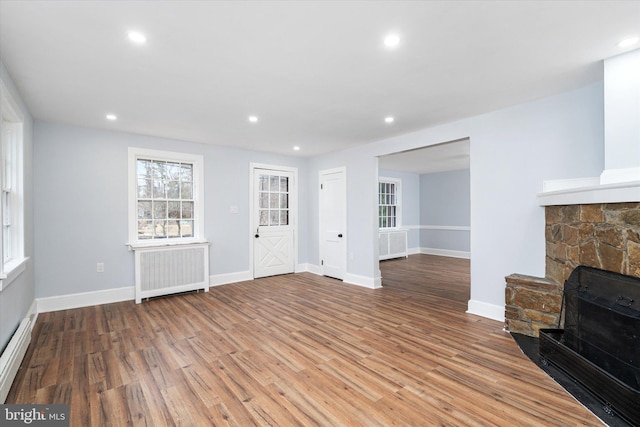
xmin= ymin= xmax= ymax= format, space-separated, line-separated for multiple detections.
xmin=7 ymin=254 xmax=602 ymax=426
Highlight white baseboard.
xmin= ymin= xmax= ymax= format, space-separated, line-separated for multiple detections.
xmin=420 ymin=247 xmax=471 ymax=259
xmin=27 ymin=299 xmax=38 ymax=329
xmin=299 ymin=265 xmax=381 ymax=289
xmin=0 ymin=317 xmax=32 ymax=403
xmin=210 ymin=271 xmax=252 ymax=287
xmin=37 ymin=287 xmax=135 ymax=313
xmin=466 ymin=299 xmax=504 ymax=322
xmin=344 ymin=273 xmax=382 ymax=289
xmin=296 ymin=263 xmax=322 ymax=275
xmin=407 ymin=247 xmax=421 ymax=255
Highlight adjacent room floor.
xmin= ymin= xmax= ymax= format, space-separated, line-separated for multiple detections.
xmin=7 ymin=255 xmax=603 ymax=426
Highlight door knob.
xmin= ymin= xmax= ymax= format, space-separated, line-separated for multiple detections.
xmin=255 ymin=234 xmax=259 ymax=238
xmin=338 ymin=233 xmax=343 ymax=238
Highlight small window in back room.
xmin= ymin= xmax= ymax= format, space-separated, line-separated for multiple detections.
xmin=378 ymin=177 xmax=401 ymax=228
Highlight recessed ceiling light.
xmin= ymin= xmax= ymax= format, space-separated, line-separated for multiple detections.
xmin=618 ymin=36 xmax=639 ymax=48
xmin=384 ymin=34 xmax=401 ymax=48
xmin=384 ymin=116 xmax=395 ymax=124
xmin=293 ymin=146 xmax=300 ymax=151
xmin=106 ymin=114 xmax=117 ymax=121
xmin=248 ymin=116 xmax=259 ymax=123
xmin=127 ymin=31 xmax=147 ymax=44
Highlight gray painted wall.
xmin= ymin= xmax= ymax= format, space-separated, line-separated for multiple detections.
xmin=34 ymin=122 xmax=308 ymax=298
xmin=0 ymin=63 xmax=34 ymax=352
xmin=420 ymin=169 xmax=470 ymax=252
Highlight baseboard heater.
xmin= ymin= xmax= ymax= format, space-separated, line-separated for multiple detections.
xmin=132 ymin=242 xmax=210 ymax=303
xmin=0 ymin=317 xmax=32 ymax=403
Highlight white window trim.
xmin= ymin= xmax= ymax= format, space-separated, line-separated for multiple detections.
xmin=127 ymin=147 xmax=206 ymax=249
xmin=0 ymin=77 xmax=27 ymax=292
xmin=378 ymin=176 xmax=402 ymax=229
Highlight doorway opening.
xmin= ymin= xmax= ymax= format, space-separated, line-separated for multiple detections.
xmin=377 ymin=138 xmax=470 ymax=306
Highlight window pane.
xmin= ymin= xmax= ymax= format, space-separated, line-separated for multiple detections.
xmin=181 ymin=182 xmax=193 ymax=199
xmin=137 ymin=201 xmax=152 ymax=219
xmin=168 ymin=201 xmax=180 ymax=218
xmin=137 ymin=159 xmax=152 ymax=179
xmin=166 ymin=162 xmax=181 ymax=180
xmin=280 ymin=176 xmax=288 ymax=192
xmin=137 ymin=220 xmax=153 ymax=239
xmin=280 ymin=193 xmax=288 ymax=209
xmin=259 ymin=210 xmax=269 ymax=226
xmin=181 ymin=201 xmax=193 ymax=219
xmin=3 ymin=191 xmax=10 ymax=226
xmin=180 ymin=220 xmax=193 ymax=237
xmin=270 ymin=193 xmax=279 ymax=208
xmin=153 ymin=181 xmax=165 ymax=198
xmin=152 ymin=161 xmax=166 ymax=179
xmin=270 ymin=210 xmax=279 ymax=226
xmin=153 ymin=201 xmax=167 ymax=219
xmin=153 ymin=220 xmax=167 ymax=238
xmin=259 ymin=193 xmax=269 ymax=209
xmin=259 ymin=175 xmax=268 ymax=191
xmin=270 ymin=176 xmax=279 ymax=191
xmin=181 ymin=164 xmax=193 ymax=181
xmin=167 ymin=220 xmax=180 ymax=237
xmin=137 ymin=179 xmax=152 ymax=198
xmin=167 ymin=181 xmax=180 ymax=199
xmin=280 ymin=210 xmax=288 ymax=225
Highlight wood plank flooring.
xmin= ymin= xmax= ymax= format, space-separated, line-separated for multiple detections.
xmin=7 ymin=254 xmax=602 ymax=426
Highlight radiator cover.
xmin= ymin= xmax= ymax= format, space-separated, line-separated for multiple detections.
xmin=133 ymin=242 xmax=210 ymax=303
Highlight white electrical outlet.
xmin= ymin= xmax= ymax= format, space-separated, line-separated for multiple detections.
xmin=97 ymin=262 xmax=104 ymax=273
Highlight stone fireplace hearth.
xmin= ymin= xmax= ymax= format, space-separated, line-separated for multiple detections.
xmin=505 ymin=202 xmax=640 ymax=337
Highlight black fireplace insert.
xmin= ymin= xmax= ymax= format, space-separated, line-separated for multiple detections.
xmin=539 ymin=266 xmax=640 ymax=426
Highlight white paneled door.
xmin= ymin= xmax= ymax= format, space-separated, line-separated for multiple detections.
xmin=252 ymin=167 xmax=296 ymax=278
xmin=320 ymin=168 xmax=346 ymax=280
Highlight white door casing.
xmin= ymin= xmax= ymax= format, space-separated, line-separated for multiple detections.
xmin=319 ymin=167 xmax=346 ymax=280
xmin=251 ymin=164 xmax=297 ymax=278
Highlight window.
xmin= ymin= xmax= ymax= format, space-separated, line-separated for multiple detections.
xmin=258 ymin=173 xmax=289 ymax=226
xmin=378 ymin=177 xmax=401 ymax=229
xmin=0 ymin=78 xmax=27 ymax=290
xmin=128 ymin=148 xmax=204 ymax=246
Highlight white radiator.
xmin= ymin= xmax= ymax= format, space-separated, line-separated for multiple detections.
xmin=133 ymin=243 xmax=210 ymax=303
xmin=0 ymin=317 xmax=32 ymax=403
xmin=379 ymin=229 xmax=408 ymax=260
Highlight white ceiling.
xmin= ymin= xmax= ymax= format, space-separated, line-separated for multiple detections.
xmin=1 ymin=1 xmax=639 ymax=158
xmin=378 ymin=138 xmax=469 ymax=175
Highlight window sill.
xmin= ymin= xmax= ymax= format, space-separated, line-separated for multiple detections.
xmin=0 ymin=256 xmax=29 ymax=293
xmin=127 ymin=240 xmax=210 ymax=251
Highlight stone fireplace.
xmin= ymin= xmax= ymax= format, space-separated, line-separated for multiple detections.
xmin=505 ymin=202 xmax=640 ymax=336
xmin=506 ymin=47 xmax=640 ymax=337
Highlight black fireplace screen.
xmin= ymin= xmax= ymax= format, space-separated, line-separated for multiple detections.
xmin=539 ymin=266 xmax=640 ymax=426
xmin=562 ymin=266 xmax=640 ymax=390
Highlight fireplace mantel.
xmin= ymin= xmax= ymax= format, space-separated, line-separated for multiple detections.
xmin=537 ymin=179 xmax=640 ymax=206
